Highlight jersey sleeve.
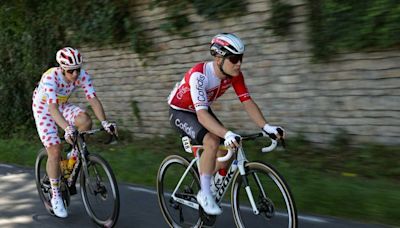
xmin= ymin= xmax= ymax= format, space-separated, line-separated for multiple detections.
xmin=189 ymin=72 xmax=209 ymax=111
xmin=41 ymin=70 xmax=58 ymax=104
xmin=232 ymin=73 xmax=251 ymax=102
xmin=77 ymin=70 xmax=97 ymax=100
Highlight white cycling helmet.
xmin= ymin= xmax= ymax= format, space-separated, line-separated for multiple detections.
xmin=210 ymin=33 xmax=245 ymax=57
xmin=56 ymin=47 xmax=83 ymax=70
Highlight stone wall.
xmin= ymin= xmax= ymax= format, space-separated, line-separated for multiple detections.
xmin=71 ymin=0 xmax=400 ymax=145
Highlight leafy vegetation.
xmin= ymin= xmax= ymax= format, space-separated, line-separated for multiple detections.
xmin=267 ymin=0 xmax=294 ymax=36
xmin=150 ymin=0 xmax=247 ymax=35
xmin=308 ymin=0 xmax=400 ymax=60
xmin=0 ymin=0 xmax=153 ymax=138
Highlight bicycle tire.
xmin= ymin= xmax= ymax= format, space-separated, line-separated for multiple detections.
xmin=34 ymin=148 xmax=70 ymax=215
xmin=231 ymin=161 xmax=298 ymax=228
xmin=157 ymin=155 xmax=203 ymax=228
xmin=80 ymin=153 xmax=120 ymax=228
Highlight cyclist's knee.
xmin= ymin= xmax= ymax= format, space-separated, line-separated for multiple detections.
xmin=203 ymin=133 xmax=220 ymax=149
xmin=75 ymin=112 xmax=92 ymax=131
xmin=46 ymin=144 xmax=62 ymax=161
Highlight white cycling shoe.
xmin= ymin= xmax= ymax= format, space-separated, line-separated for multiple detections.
xmin=197 ymin=190 xmax=222 ymax=215
xmin=51 ymin=197 xmax=68 ymax=218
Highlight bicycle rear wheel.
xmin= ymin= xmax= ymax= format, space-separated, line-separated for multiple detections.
xmin=80 ymin=154 xmax=120 ymax=228
xmin=35 ymin=149 xmax=70 ymax=216
xmin=157 ymin=155 xmax=202 ymax=228
xmin=231 ymin=161 xmax=297 ymax=228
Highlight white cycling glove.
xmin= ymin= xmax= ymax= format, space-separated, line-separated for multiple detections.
xmin=224 ymin=131 xmax=241 ymax=149
xmin=101 ymin=120 xmax=118 ymax=136
xmin=262 ymin=124 xmax=285 ymax=139
xmin=64 ymin=125 xmax=77 ymax=145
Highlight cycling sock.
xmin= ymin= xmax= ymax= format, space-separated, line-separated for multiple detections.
xmin=200 ymin=174 xmax=212 ymax=195
xmin=50 ymin=178 xmax=61 ymax=199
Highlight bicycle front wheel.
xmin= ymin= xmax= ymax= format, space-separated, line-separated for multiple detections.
xmin=157 ymin=155 xmax=202 ymax=228
xmin=80 ymin=154 xmax=120 ymax=228
xmin=231 ymin=161 xmax=297 ymax=228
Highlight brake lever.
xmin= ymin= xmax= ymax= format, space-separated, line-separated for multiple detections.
xmin=266 ymin=131 xmax=285 ymax=149
xmin=276 ymin=128 xmax=286 ymax=148
xmin=104 ymin=125 xmax=118 ymax=145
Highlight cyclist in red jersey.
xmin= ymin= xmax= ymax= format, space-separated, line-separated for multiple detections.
xmin=32 ymin=47 xmax=117 ymax=218
xmin=168 ymin=33 xmax=285 ymax=215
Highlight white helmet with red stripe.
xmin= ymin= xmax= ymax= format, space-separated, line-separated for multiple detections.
xmin=56 ymin=47 xmax=83 ymax=70
xmin=210 ymin=33 xmax=245 ymax=57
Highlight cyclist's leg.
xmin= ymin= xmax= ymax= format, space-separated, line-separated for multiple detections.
xmin=33 ymin=101 xmax=67 ymax=217
xmin=199 ymin=133 xmax=219 ymax=189
xmin=197 ymin=133 xmax=223 ymax=215
xmin=60 ymin=103 xmax=91 ymax=158
xmin=32 ymin=99 xmax=62 ymax=186
xmin=46 ymin=144 xmax=68 ymax=218
xmin=74 ymin=111 xmax=92 ymax=131
xmin=61 ymin=103 xmax=92 ymax=131
xmin=46 ymin=144 xmax=62 ymax=192
xmin=169 ymin=107 xmax=223 ymax=215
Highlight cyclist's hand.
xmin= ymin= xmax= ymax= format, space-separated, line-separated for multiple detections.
xmin=262 ymin=124 xmax=285 ymax=140
xmin=64 ymin=125 xmax=77 ymax=145
xmin=224 ymin=131 xmax=241 ymax=149
xmin=101 ymin=120 xmax=118 ymax=136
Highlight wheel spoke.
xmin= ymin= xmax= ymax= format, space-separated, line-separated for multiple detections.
xmin=80 ymin=154 xmax=120 ymax=227
xmin=157 ymin=155 xmax=204 ymax=228
xmin=232 ymin=162 xmax=297 ymax=228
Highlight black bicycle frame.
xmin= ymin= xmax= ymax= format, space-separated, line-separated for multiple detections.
xmin=67 ymin=133 xmax=90 ymax=188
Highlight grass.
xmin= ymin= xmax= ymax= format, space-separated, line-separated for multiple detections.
xmin=0 ymin=134 xmax=399 ymax=226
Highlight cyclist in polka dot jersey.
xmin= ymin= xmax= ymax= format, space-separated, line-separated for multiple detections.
xmin=32 ymin=47 xmax=117 ymax=218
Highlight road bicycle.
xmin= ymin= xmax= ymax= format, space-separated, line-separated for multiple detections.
xmin=35 ymin=128 xmax=120 ymax=228
xmin=157 ymin=132 xmax=297 ymax=228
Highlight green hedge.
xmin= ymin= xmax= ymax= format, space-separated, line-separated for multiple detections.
xmin=309 ymin=0 xmax=400 ymax=60
xmin=0 ymin=0 xmax=246 ymax=137
xmin=0 ymin=0 xmax=150 ymax=137
xmin=151 ymin=0 xmax=247 ymax=35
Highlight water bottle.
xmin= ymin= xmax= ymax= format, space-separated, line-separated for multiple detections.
xmin=60 ymin=159 xmax=70 ymax=178
xmin=67 ymin=155 xmax=77 ymax=171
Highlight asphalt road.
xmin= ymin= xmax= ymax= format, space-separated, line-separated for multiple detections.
xmin=0 ymin=164 xmax=393 ymax=228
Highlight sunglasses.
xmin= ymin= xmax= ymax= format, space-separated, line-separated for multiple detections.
xmin=66 ymin=68 xmax=81 ymax=74
xmin=227 ymin=54 xmax=243 ymax=64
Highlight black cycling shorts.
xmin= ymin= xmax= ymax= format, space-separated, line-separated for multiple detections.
xmin=169 ymin=107 xmax=222 ymax=145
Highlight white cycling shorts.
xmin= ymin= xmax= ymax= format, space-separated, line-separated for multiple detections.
xmin=32 ymin=100 xmax=84 ymax=148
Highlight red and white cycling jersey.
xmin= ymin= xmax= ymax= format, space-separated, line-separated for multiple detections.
xmin=168 ymin=61 xmax=251 ymax=112
xmin=32 ymin=67 xmax=96 ymax=147
xmin=33 ymin=67 xmax=96 ymax=105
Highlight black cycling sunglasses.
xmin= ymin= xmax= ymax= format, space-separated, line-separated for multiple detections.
xmin=66 ymin=68 xmax=81 ymax=74
xmin=227 ymin=54 xmax=243 ymax=64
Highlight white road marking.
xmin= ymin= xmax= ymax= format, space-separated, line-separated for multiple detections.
xmin=0 ymin=164 xmax=14 ymax=168
xmin=0 ymin=216 xmax=33 ymax=226
xmin=127 ymin=185 xmax=328 ymax=223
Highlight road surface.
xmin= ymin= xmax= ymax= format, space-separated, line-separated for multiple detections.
xmin=0 ymin=164 xmax=392 ymax=228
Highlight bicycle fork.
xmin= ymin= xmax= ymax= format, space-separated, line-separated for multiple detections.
xmin=237 ymin=148 xmax=263 ymax=215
